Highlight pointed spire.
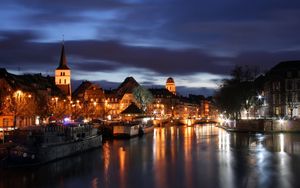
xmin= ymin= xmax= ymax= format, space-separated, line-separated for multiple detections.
xmin=56 ymin=43 xmax=70 ymax=70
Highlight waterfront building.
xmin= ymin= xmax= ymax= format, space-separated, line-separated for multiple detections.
xmin=72 ymin=81 xmax=106 ymax=120
xmin=264 ymin=61 xmax=300 ymax=118
xmin=55 ymin=44 xmax=71 ymax=99
xmin=0 ymin=68 xmax=65 ymax=127
xmin=149 ymin=88 xmax=178 ymax=119
xmin=104 ymin=77 xmax=139 ymax=119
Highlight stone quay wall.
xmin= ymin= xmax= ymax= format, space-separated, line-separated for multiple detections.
xmin=221 ymin=119 xmax=300 ymax=133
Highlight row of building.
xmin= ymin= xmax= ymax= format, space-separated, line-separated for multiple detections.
xmin=260 ymin=61 xmax=300 ymax=119
xmin=0 ymin=44 xmax=215 ymax=128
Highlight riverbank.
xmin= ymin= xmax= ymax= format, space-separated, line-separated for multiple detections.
xmin=217 ymin=119 xmax=300 ymax=133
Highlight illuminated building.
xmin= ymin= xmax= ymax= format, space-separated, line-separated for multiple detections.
xmin=0 ymin=68 xmax=65 ymax=127
xmin=165 ymin=77 xmax=176 ymax=95
xmin=264 ymin=61 xmax=300 ymax=118
xmin=55 ymin=44 xmax=71 ymax=99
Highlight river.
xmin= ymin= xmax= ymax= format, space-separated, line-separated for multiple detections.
xmin=1 ymin=125 xmax=300 ymax=188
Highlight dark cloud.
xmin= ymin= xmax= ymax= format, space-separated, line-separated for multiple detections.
xmin=1 ymin=30 xmax=300 ymax=77
xmin=2 ymin=0 xmax=300 ymax=95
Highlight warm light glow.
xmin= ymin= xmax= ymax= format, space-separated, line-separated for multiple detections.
xmin=280 ymin=133 xmax=284 ymax=153
xmin=35 ymin=116 xmax=40 ymax=125
xmin=279 ymin=119 xmax=285 ymax=125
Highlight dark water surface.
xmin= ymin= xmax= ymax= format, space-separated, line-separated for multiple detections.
xmin=1 ymin=125 xmax=300 ymax=188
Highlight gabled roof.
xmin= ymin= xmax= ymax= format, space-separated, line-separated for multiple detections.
xmin=270 ymin=61 xmax=300 ymax=71
xmin=121 ymin=102 xmax=144 ymax=114
xmin=116 ymin=77 xmax=140 ymax=96
xmin=56 ymin=44 xmax=70 ymax=70
xmin=72 ymin=81 xmax=93 ymax=97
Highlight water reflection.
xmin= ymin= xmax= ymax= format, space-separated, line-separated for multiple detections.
xmin=2 ymin=125 xmax=300 ymax=188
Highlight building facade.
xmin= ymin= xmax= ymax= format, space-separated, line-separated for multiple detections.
xmin=264 ymin=61 xmax=300 ymax=118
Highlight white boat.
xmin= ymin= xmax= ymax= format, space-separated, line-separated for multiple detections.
xmin=113 ymin=117 xmax=154 ymax=137
xmin=113 ymin=121 xmax=141 ymax=138
xmin=141 ymin=123 xmax=154 ymax=134
xmin=140 ymin=117 xmax=154 ymax=134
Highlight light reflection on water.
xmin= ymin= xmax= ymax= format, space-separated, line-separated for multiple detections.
xmin=1 ymin=125 xmax=300 ymax=188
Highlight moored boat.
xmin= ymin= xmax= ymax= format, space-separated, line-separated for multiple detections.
xmin=4 ymin=123 xmax=102 ymax=167
xmin=140 ymin=117 xmax=154 ymax=134
xmin=113 ymin=121 xmax=141 ymax=138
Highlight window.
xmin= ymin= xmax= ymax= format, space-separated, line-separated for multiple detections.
xmin=64 ymin=79 xmax=66 ymax=84
xmin=273 ymin=82 xmax=280 ymax=91
xmin=297 ymin=80 xmax=300 ymax=90
xmin=3 ymin=118 xmax=9 ymax=127
xmin=287 ymin=71 xmax=292 ymax=78
xmin=275 ymin=107 xmax=280 ymax=115
xmin=287 ymin=92 xmax=293 ymax=102
xmin=286 ymin=80 xmax=293 ymax=90
xmin=60 ymin=72 xmax=63 ymax=76
xmin=59 ymin=79 xmax=61 ymax=84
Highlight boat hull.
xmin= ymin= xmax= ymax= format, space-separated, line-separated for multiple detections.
xmin=7 ymin=134 xmax=102 ymax=166
xmin=142 ymin=125 xmax=154 ymax=134
xmin=113 ymin=125 xmax=140 ymax=138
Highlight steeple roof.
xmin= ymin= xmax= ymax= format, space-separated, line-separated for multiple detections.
xmin=56 ymin=44 xmax=70 ymax=70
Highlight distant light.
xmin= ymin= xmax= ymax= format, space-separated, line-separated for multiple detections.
xmin=64 ymin=117 xmax=71 ymax=123
xmin=35 ymin=116 xmax=40 ymax=126
xmin=279 ymin=119 xmax=284 ymax=124
xmin=258 ymin=95 xmax=262 ymax=99
xmin=143 ymin=117 xmax=150 ymax=123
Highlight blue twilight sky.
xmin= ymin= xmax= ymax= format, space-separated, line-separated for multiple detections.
xmin=1 ymin=0 xmax=300 ymax=96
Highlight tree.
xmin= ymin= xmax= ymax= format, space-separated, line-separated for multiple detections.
xmin=48 ymin=97 xmax=71 ymax=120
xmin=133 ymin=86 xmax=154 ymax=112
xmin=215 ymin=65 xmax=258 ymax=119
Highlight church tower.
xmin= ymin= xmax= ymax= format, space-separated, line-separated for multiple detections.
xmin=166 ymin=77 xmax=176 ymax=95
xmin=55 ymin=44 xmax=71 ymax=99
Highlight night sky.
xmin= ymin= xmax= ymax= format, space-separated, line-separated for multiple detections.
xmin=1 ymin=0 xmax=300 ymax=96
